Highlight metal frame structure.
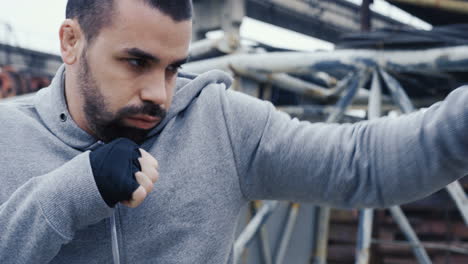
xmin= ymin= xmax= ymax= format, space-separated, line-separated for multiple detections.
xmin=192 ymin=37 xmax=468 ymax=262
xmin=192 ymin=0 xmax=411 ymax=43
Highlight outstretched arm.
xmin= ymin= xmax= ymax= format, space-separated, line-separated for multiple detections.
xmin=225 ymin=86 xmax=468 ymax=208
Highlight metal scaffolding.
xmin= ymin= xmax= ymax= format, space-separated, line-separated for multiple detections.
xmin=187 ymin=32 xmax=468 ymax=262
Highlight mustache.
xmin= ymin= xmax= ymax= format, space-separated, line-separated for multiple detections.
xmin=118 ymin=102 xmax=167 ymax=119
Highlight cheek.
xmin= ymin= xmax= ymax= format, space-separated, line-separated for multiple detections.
xmin=87 ymin=52 xmax=139 ymax=110
xmin=95 ymin=77 xmax=138 ymax=113
xmin=95 ymin=68 xmax=141 ymax=110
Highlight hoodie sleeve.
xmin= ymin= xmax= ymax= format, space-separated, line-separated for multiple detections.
xmin=0 ymin=152 xmax=113 ymax=263
xmin=222 ymin=86 xmax=468 ymax=208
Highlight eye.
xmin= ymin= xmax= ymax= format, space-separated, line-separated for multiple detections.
xmin=126 ymin=58 xmax=149 ymax=69
xmin=166 ymin=64 xmax=182 ymax=74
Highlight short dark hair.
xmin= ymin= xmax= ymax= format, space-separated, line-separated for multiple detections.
xmin=66 ymin=0 xmax=193 ymax=42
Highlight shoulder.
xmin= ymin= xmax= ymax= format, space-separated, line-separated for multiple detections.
xmin=0 ymin=93 xmax=36 ymax=115
xmin=176 ymin=69 xmax=275 ymax=118
xmin=0 ymin=92 xmax=43 ymax=132
xmin=178 ymin=70 xmax=232 ymax=91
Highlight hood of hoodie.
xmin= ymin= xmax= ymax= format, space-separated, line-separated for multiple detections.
xmin=33 ymin=64 xmax=233 ymax=151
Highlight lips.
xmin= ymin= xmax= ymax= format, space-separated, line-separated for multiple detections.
xmin=125 ymin=115 xmax=161 ymax=130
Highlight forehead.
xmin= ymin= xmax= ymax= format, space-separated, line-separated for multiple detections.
xmin=93 ymin=0 xmax=192 ymax=60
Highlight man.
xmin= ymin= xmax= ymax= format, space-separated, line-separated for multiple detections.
xmin=0 ymin=0 xmax=467 ymax=263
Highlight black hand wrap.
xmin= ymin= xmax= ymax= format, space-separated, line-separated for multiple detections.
xmin=90 ymin=138 xmax=141 ymax=208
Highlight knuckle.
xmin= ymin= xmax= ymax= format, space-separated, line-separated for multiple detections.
xmin=146 ymin=184 xmax=154 ymax=193
xmin=141 ymin=191 xmax=148 ymax=201
xmin=134 ymin=191 xmax=146 ymax=203
xmin=148 ymin=180 xmax=154 ymax=188
xmin=135 ymin=173 xmax=144 ymax=184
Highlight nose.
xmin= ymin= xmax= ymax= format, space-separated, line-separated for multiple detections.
xmin=139 ymin=72 xmax=167 ymax=106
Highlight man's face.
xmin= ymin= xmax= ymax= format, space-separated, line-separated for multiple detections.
xmin=75 ymin=0 xmax=191 ymax=143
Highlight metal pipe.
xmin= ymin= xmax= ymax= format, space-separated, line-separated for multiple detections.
xmin=233 ymin=201 xmax=279 ymax=264
xmin=232 ymin=68 xmax=356 ymax=100
xmin=368 ymin=70 xmax=382 ymax=120
xmin=355 ymin=70 xmax=382 ymax=264
xmin=258 ymin=224 xmax=273 ymax=264
xmin=312 ymin=207 xmax=331 ymax=264
xmin=251 ymin=201 xmax=273 ymax=264
xmin=356 ymin=209 xmax=374 ymax=264
xmin=389 ymin=0 xmax=468 ymax=15
xmin=189 ymin=38 xmax=223 ymax=59
xmin=184 ymin=46 xmax=468 ymax=74
xmin=327 ymin=70 xmax=370 ymax=122
xmin=445 ymin=181 xmax=468 ymax=225
xmin=378 ymin=69 xmax=415 ymax=113
xmin=233 ymin=70 xmax=332 ymax=98
xmin=389 ymin=206 xmax=432 ymax=264
xmin=274 ymin=203 xmax=300 ymax=264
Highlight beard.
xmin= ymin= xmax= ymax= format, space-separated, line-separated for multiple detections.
xmin=77 ymin=49 xmax=166 ymax=144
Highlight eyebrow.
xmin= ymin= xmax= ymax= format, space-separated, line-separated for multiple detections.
xmin=123 ymin=48 xmax=189 ymax=66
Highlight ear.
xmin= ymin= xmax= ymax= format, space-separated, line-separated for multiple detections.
xmin=59 ymin=19 xmax=84 ymax=65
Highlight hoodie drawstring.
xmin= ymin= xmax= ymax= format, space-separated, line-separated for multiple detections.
xmin=111 ymin=210 xmax=121 ymax=264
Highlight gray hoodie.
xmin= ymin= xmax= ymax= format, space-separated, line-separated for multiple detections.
xmin=0 ymin=65 xmax=467 ymax=264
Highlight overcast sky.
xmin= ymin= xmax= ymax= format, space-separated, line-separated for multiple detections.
xmin=0 ymin=0 xmax=430 ymax=55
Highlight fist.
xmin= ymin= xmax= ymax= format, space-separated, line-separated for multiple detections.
xmin=90 ymin=138 xmax=159 ymax=208
xmin=122 ymin=149 xmax=159 ymax=208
